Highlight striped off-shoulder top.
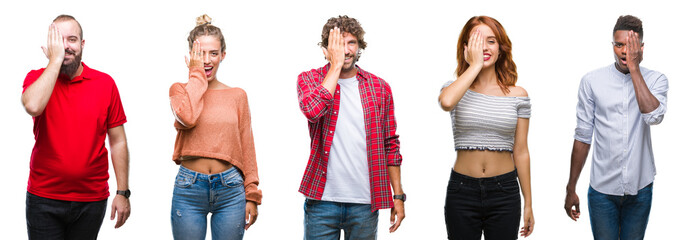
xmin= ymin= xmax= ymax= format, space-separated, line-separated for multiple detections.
xmin=442 ymin=81 xmax=531 ymax=152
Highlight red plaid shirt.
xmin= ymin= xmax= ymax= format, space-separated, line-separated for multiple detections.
xmin=297 ymin=64 xmax=402 ymax=211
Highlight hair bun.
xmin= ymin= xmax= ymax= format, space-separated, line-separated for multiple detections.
xmin=196 ymin=14 xmax=212 ymax=26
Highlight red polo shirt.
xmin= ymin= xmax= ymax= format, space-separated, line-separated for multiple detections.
xmin=22 ymin=62 xmax=127 ymax=202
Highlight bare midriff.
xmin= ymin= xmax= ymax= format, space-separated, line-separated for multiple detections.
xmin=180 ymin=156 xmax=233 ymax=174
xmin=453 ymin=150 xmax=515 ymax=178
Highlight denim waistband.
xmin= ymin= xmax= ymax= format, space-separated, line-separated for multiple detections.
xmin=450 ymin=169 xmax=517 ymax=186
xmin=177 ymin=165 xmax=241 ymax=183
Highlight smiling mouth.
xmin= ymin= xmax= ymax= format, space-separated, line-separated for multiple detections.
xmin=204 ymin=66 xmax=214 ymax=76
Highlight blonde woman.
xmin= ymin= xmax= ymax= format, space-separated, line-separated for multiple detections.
xmin=170 ymin=15 xmax=261 ymax=239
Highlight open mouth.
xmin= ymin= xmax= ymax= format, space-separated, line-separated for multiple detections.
xmin=204 ymin=66 xmax=214 ymax=77
xmin=620 ymin=57 xmax=627 ymax=65
xmin=484 ymin=53 xmax=491 ymax=61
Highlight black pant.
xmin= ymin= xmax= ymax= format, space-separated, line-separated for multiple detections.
xmin=444 ymin=170 xmax=521 ymax=240
xmin=26 ymin=192 xmax=107 ymax=240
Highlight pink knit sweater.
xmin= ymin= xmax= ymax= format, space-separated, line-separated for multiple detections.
xmin=170 ymin=67 xmax=261 ymax=204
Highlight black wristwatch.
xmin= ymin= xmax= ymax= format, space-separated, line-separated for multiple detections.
xmin=393 ymin=193 xmax=406 ymax=202
xmin=116 ymin=189 xmax=131 ymax=198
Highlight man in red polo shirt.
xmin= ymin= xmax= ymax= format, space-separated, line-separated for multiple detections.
xmin=21 ymin=15 xmax=131 ymax=239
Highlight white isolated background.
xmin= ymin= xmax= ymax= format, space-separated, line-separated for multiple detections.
xmin=0 ymin=0 xmax=680 ymax=239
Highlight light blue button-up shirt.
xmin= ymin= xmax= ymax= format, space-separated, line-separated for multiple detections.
xmin=574 ymin=64 xmax=668 ymax=196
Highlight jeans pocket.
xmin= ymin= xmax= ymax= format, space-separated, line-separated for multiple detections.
xmin=498 ymin=179 xmax=520 ymax=194
xmin=174 ymin=174 xmax=193 ymax=188
xmin=221 ymin=174 xmax=244 ymax=188
xmin=446 ymin=180 xmax=463 ymax=194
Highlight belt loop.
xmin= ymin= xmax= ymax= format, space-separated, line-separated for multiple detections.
xmin=192 ymin=171 xmax=198 ymax=183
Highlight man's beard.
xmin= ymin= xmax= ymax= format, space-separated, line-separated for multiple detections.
xmin=60 ymin=50 xmax=82 ymax=77
xmin=341 ymin=53 xmax=359 ymax=72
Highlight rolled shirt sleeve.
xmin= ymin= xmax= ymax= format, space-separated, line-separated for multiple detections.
xmin=574 ymin=76 xmax=595 ymax=144
xmin=297 ymin=71 xmax=335 ymax=123
xmin=640 ymin=73 xmax=668 ymax=125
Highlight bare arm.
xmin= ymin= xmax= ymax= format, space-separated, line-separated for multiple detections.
xmin=438 ymin=30 xmax=484 ymax=111
xmin=22 ymin=24 xmax=65 ymax=117
xmin=625 ymin=31 xmax=659 ymax=113
xmin=388 ymin=166 xmax=404 ymax=233
xmin=564 ymin=140 xmax=590 ymax=221
xmin=513 ymin=117 xmax=534 ymax=237
xmin=108 ymin=125 xmax=130 ymax=228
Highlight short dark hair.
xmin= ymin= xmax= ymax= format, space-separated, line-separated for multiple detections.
xmin=613 ymin=15 xmax=643 ymax=40
xmin=319 ymin=15 xmax=367 ymax=50
xmin=53 ymin=14 xmax=83 ymax=40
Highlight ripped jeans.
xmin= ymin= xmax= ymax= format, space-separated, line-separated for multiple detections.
xmin=171 ymin=165 xmax=246 ymax=240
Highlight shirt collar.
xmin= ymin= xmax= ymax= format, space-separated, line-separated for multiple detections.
xmin=320 ymin=63 xmax=369 ymax=82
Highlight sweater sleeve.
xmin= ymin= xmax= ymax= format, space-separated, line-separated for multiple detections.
xmin=238 ymin=89 xmax=262 ymax=205
xmin=170 ymin=67 xmax=208 ymax=129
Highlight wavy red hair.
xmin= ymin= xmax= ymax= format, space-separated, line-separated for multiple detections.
xmin=456 ymin=16 xmax=517 ymax=93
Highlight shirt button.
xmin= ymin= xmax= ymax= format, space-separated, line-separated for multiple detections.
xmin=329 ymin=131 xmax=333 ymax=134
xmin=324 ymin=151 xmax=328 ymax=155
xmin=334 ymin=111 xmax=337 ymax=114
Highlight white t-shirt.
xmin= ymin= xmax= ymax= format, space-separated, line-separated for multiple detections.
xmin=321 ymin=76 xmax=371 ymax=204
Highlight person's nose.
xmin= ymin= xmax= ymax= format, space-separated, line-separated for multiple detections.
xmin=203 ymin=52 xmax=210 ymax=64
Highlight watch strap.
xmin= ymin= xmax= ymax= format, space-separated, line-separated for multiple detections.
xmin=393 ymin=194 xmax=406 ymax=202
xmin=116 ymin=189 xmax=131 ymax=198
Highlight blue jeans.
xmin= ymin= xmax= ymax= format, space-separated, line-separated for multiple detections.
xmin=26 ymin=192 xmax=107 ymax=240
xmin=303 ymin=199 xmax=378 ymax=240
xmin=588 ymin=183 xmax=653 ymax=240
xmin=171 ymin=165 xmax=246 ymax=240
xmin=444 ymin=170 xmax=521 ymax=240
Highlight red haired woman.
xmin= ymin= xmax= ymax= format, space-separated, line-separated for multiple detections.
xmin=439 ymin=16 xmax=534 ymax=239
